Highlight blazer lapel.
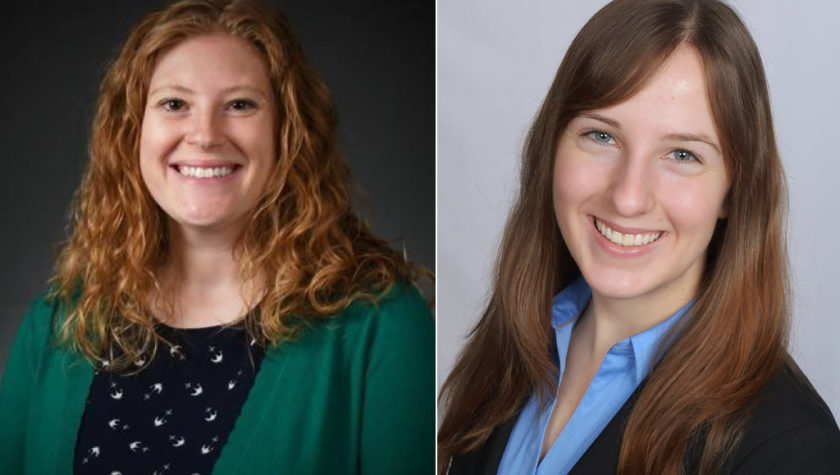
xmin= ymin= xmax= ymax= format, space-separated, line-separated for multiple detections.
xmin=448 ymin=414 xmax=518 ymax=475
xmin=570 ymin=380 xmax=646 ymax=474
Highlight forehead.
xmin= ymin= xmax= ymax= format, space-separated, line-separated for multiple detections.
xmin=148 ymin=32 xmax=271 ymax=92
xmin=591 ymin=44 xmax=718 ymax=143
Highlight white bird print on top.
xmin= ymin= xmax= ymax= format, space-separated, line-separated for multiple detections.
xmin=81 ymin=324 xmax=264 ymax=471
xmin=169 ymin=344 xmax=185 ymax=360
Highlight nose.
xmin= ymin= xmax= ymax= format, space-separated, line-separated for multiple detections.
xmin=608 ymin=152 xmax=656 ymax=217
xmin=185 ymin=109 xmax=225 ymax=150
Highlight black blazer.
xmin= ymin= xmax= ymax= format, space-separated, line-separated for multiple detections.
xmin=448 ymin=362 xmax=840 ymax=474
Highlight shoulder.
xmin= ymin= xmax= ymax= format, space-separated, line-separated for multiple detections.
xmin=743 ymin=360 xmax=839 ymax=440
xmin=731 ymin=360 xmax=840 ymax=473
xmin=292 ymin=281 xmax=433 ymax=359
xmin=333 ymin=281 xmax=434 ymax=337
xmin=335 ymin=281 xmax=433 ymax=375
xmin=14 ymin=291 xmax=63 ymax=350
xmin=1 ymin=290 xmax=67 ymax=388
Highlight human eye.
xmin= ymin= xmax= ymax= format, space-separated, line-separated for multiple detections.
xmin=158 ymin=98 xmax=186 ymax=112
xmin=583 ymin=130 xmax=616 ymax=145
xmin=669 ymin=149 xmax=701 ymax=164
xmin=227 ymin=99 xmax=257 ymax=112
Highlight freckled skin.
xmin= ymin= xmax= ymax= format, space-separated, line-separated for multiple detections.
xmin=552 ymin=44 xmax=729 ymax=313
xmin=139 ymin=33 xmax=276 ymax=238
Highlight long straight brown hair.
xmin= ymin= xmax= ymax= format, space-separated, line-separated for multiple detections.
xmin=438 ymin=0 xmax=790 ymax=473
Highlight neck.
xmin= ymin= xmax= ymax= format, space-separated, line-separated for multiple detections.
xmin=153 ymin=220 xmax=262 ymax=328
xmin=166 ymin=222 xmax=242 ymax=289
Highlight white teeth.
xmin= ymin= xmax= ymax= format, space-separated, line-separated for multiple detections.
xmin=177 ymin=166 xmax=235 ymax=178
xmin=594 ymin=218 xmax=662 ymax=247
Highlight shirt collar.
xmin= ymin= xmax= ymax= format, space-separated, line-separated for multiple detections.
xmin=550 ymin=276 xmax=693 ymax=383
xmin=627 ymin=300 xmax=692 ymax=381
xmin=550 ymin=277 xmax=592 ymax=328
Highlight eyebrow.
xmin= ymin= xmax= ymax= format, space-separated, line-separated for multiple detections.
xmin=579 ymin=112 xmax=721 ymax=154
xmin=148 ymin=84 xmax=268 ymax=100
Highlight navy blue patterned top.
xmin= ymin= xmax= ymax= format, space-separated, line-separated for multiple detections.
xmin=73 ymin=320 xmax=264 ymax=475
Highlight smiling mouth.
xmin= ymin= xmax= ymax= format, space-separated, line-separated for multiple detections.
xmin=172 ymin=164 xmax=241 ymax=178
xmin=594 ymin=217 xmax=664 ymax=247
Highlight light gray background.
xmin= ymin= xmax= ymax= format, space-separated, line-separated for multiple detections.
xmin=439 ymin=0 xmax=840 ymax=422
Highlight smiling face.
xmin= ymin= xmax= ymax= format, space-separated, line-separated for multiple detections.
xmin=139 ymin=33 xmax=276 ymax=237
xmin=553 ymin=44 xmax=729 ymax=308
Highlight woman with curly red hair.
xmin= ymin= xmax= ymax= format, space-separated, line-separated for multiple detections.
xmin=0 ymin=1 xmax=433 ymax=473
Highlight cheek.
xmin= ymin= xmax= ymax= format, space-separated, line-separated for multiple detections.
xmin=139 ymin=115 xmax=176 ymax=165
xmin=236 ymin=117 xmax=275 ymax=165
xmin=552 ymin=157 xmax=594 ymax=252
xmin=553 ymin=151 xmax=608 ymax=216
xmin=138 ymin=128 xmax=154 ymax=182
xmin=138 ymin=115 xmax=176 ymax=195
xmin=552 ymin=159 xmax=576 ymax=227
xmin=661 ymin=178 xmax=727 ymax=236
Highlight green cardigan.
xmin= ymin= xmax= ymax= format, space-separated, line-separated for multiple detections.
xmin=0 ymin=284 xmax=434 ymax=474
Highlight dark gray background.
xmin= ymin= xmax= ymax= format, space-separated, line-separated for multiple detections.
xmin=0 ymin=0 xmax=434 ymax=375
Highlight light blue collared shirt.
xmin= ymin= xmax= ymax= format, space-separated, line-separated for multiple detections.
xmin=497 ymin=277 xmax=693 ymax=475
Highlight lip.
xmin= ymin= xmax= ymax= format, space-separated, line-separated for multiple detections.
xmin=170 ymin=160 xmax=242 ymax=167
xmin=593 ymin=216 xmax=663 ymax=234
xmin=589 ymin=215 xmax=666 ymax=257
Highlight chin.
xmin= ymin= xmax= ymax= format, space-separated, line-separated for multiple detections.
xmin=169 ymin=211 xmax=240 ymax=231
xmin=580 ymin=267 xmax=654 ymax=301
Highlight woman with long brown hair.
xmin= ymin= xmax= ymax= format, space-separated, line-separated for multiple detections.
xmin=0 ymin=0 xmax=433 ymax=473
xmin=439 ymin=0 xmax=839 ymax=473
